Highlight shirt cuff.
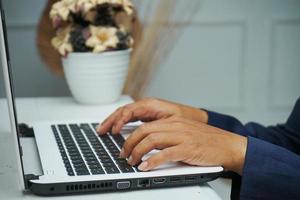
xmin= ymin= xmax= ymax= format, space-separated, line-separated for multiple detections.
xmin=206 ymin=110 xmax=250 ymax=137
xmin=240 ymin=136 xmax=300 ymax=199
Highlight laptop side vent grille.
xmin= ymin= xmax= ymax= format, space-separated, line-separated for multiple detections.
xmin=65 ymin=182 xmax=113 ymax=192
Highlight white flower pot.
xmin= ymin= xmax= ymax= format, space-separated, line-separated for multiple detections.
xmin=62 ymin=49 xmax=131 ymax=105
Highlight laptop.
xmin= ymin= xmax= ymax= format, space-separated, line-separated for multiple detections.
xmin=0 ymin=2 xmax=223 ymax=196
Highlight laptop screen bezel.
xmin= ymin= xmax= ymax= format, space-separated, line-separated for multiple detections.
xmin=0 ymin=0 xmax=26 ymax=189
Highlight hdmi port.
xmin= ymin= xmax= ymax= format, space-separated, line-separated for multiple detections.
xmin=152 ymin=177 xmax=166 ymax=184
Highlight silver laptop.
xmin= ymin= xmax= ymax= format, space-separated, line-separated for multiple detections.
xmin=0 ymin=2 xmax=223 ymax=196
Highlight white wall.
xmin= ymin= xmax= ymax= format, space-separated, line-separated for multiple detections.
xmin=146 ymin=0 xmax=300 ymax=125
xmin=1 ymin=0 xmax=300 ymax=125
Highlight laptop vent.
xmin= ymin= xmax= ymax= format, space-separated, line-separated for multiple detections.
xmin=65 ymin=182 xmax=113 ymax=192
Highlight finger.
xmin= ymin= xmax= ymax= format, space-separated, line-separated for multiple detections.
xmin=97 ymin=107 xmax=125 ymax=134
xmin=120 ymin=119 xmax=181 ymax=158
xmin=128 ymin=132 xmax=182 ymax=165
xmin=98 ymin=102 xmax=141 ymax=134
xmin=111 ymin=103 xmax=159 ymax=133
xmin=138 ymin=146 xmax=184 ymax=171
xmin=111 ymin=108 xmax=134 ymax=134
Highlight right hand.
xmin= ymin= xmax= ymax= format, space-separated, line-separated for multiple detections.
xmin=96 ymin=98 xmax=208 ymax=134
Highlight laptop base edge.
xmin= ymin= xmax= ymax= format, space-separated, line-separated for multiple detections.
xmin=29 ymin=172 xmax=222 ymax=196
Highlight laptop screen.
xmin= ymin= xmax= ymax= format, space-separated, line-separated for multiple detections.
xmin=0 ymin=0 xmax=26 ymax=189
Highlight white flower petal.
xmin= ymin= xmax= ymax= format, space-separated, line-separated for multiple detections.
xmin=104 ymin=36 xmax=118 ymax=47
xmin=93 ymin=45 xmax=106 ymax=53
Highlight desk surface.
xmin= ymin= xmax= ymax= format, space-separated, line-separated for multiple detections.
xmin=0 ymin=96 xmax=221 ymax=200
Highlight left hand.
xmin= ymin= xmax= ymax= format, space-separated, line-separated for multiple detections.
xmin=120 ymin=116 xmax=247 ymax=175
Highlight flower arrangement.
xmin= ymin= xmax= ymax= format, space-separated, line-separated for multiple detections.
xmin=50 ymin=0 xmax=134 ymax=56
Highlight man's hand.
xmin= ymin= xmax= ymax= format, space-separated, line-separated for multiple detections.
xmin=97 ymin=98 xmax=208 ymax=134
xmin=119 ymin=117 xmax=247 ymax=175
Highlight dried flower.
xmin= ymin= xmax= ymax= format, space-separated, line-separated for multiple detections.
xmin=50 ymin=0 xmax=77 ymax=21
xmin=76 ymin=0 xmax=96 ymax=13
xmin=51 ymin=26 xmax=73 ymax=56
xmin=113 ymin=0 xmax=134 ymax=15
xmin=50 ymin=0 xmax=134 ymax=55
xmin=76 ymin=0 xmax=133 ymax=15
xmin=85 ymin=25 xmax=119 ymax=52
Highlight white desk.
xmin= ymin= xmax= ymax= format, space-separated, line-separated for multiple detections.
xmin=0 ymin=96 xmax=222 ymax=200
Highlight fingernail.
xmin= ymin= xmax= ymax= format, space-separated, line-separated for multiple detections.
xmin=138 ymin=161 xmax=149 ymax=171
xmin=127 ymin=156 xmax=133 ymax=165
xmin=119 ymin=148 xmax=125 ymax=158
xmin=96 ymin=125 xmax=101 ymax=132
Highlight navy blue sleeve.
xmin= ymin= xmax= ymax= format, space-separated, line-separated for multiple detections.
xmin=206 ymin=98 xmax=300 ymax=199
xmin=240 ymin=137 xmax=300 ymax=199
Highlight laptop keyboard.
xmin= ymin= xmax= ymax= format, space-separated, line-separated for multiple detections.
xmin=52 ymin=123 xmax=138 ymax=176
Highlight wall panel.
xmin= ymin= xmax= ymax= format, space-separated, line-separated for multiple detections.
xmin=147 ymin=22 xmax=246 ymax=110
xmin=269 ymin=20 xmax=300 ymax=109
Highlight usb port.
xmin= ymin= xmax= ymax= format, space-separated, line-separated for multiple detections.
xmin=170 ymin=176 xmax=181 ymax=183
xmin=152 ymin=177 xmax=166 ymax=184
xmin=185 ymin=176 xmax=197 ymax=182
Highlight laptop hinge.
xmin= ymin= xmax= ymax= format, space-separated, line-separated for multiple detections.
xmin=18 ymin=123 xmax=35 ymax=137
xmin=24 ymin=174 xmax=39 ymax=189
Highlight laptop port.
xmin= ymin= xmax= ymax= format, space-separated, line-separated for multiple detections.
xmin=185 ymin=176 xmax=197 ymax=182
xmin=170 ymin=176 xmax=181 ymax=183
xmin=117 ymin=181 xmax=131 ymax=190
xmin=137 ymin=179 xmax=150 ymax=188
xmin=152 ymin=177 xmax=166 ymax=184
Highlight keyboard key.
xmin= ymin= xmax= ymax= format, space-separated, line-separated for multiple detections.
xmin=68 ymin=171 xmax=75 ymax=176
xmin=87 ymin=160 xmax=100 ymax=166
xmin=101 ymin=158 xmax=114 ymax=163
xmin=102 ymin=162 xmax=115 ymax=167
xmin=76 ymin=170 xmax=90 ymax=176
xmin=89 ymin=164 xmax=102 ymax=169
xmin=112 ymin=135 xmax=125 ymax=148
xmin=91 ymin=123 xmax=99 ymax=130
xmin=91 ymin=169 xmax=105 ymax=175
xmin=115 ymin=158 xmax=135 ymax=173
xmin=85 ymin=156 xmax=97 ymax=162
xmin=105 ymin=166 xmax=120 ymax=174
xmin=71 ymin=159 xmax=85 ymax=165
xmin=118 ymin=165 xmax=135 ymax=173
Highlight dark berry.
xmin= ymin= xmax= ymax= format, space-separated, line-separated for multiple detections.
xmin=94 ymin=3 xmax=118 ymax=27
xmin=71 ymin=13 xmax=90 ymax=27
xmin=112 ymin=5 xmax=124 ymax=13
xmin=116 ymin=31 xmax=130 ymax=50
xmin=69 ymin=26 xmax=92 ymax=52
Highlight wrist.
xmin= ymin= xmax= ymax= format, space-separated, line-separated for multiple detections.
xmin=227 ymin=134 xmax=247 ymax=175
xmin=179 ymin=105 xmax=208 ymax=123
